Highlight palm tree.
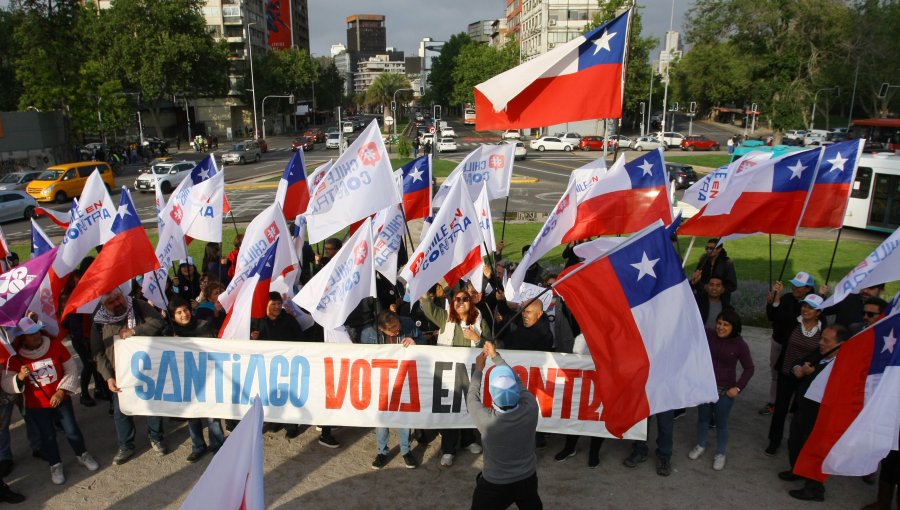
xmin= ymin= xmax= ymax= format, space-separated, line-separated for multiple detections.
xmin=366 ymin=73 xmax=413 ymax=131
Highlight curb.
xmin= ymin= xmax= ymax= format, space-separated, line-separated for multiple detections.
xmin=434 ymin=174 xmax=539 ymax=185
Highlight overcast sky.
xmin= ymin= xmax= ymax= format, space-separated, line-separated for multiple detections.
xmin=309 ymin=1 xmax=694 ymax=58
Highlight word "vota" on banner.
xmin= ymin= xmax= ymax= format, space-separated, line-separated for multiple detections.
xmin=62 ymin=201 xmax=111 ymax=245
xmin=408 ymin=211 xmax=474 ymax=277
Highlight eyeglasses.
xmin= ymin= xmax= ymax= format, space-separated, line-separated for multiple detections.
xmin=454 ymin=296 xmax=471 ymax=303
xmin=863 ymin=311 xmax=880 ymax=318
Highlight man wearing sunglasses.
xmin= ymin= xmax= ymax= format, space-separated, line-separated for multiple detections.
xmin=819 ymin=283 xmax=886 ymax=334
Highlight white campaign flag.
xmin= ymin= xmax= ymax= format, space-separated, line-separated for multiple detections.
xmin=180 ymin=169 xmax=225 ymax=243
xmin=305 ymin=121 xmax=400 ymax=243
xmin=568 ymin=157 xmax=608 ymax=202
xmin=400 ymin=179 xmax=484 ymax=301
xmin=52 ymin=171 xmax=116 ymax=277
xmin=218 ymin=203 xmax=298 ymax=311
xmin=294 ymin=219 xmax=376 ymax=329
xmin=475 ymin=186 xmax=496 ymax=257
xmin=507 ymin=178 xmax=578 ymax=295
xmin=821 ymin=227 xmax=900 ymax=308
xmin=292 ymin=215 xmax=307 ymax=265
xmin=306 ymin=159 xmax=332 ymax=194
xmin=142 ymin=218 xmax=189 ymax=310
xmin=680 ymin=152 xmax=772 ymax=210
xmin=432 ymin=143 xmax=515 ymax=207
xmin=504 ymin=281 xmax=553 ymax=310
xmin=371 ymin=203 xmax=405 ymax=284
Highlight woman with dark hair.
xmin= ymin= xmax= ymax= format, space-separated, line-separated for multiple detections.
xmin=174 ymin=259 xmax=201 ymax=302
xmin=687 ymin=308 xmax=754 ymax=471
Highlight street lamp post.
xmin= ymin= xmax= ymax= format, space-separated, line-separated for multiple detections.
xmin=261 ymin=94 xmax=293 ymax=140
xmin=811 ymin=87 xmax=839 ymax=130
xmin=639 ymin=101 xmax=645 ymax=137
xmin=247 ymin=22 xmax=259 ymax=140
xmin=392 ymin=88 xmax=415 ymax=136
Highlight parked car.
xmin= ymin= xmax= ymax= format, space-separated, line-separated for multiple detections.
xmin=304 ymin=128 xmax=325 ymax=143
xmin=579 ymin=136 xmax=605 ymax=151
xmin=325 ymin=132 xmax=341 ymax=149
xmin=0 ymin=171 xmax=42 ymax=191
xmin=250 ymin=139 xmax=268 ymax=153
xmin=555 ymin=132 xmax=582 ymax=145
xmin=415 ymin=112 xmax=424 ymax=122
xmin=665 ymin=163 xmax=698 ymax=189
xmin=27 ymin=161 xmax=115 ymax=203
xmin=221 ymin=141 xmax=261 ymax=165
xmin=419 ymin=133 xmax=435 ymax=146
xmin=530 ymin=136 xmax=575 ymax=152
xmin=133 ymin=160 xmax=195 ymax=194
xmin=632 ymin=136 xmax=667 ymax=151
xmin=436 ymin=137 xmax=457 ymax=153
xmin=657 ymin=131 xmax=686 ymax=147
xmin=803 ymin=129 xmax=830 ymax=147
xmin=326 ymin=126 xmax=339 ymax=135
xmin=143 ymin=137 xmax=169 ymax=155
xmin=291 ymin=136 xmax=315 ymax=152
xmin=502 ymin=129 xmax=521 ymax=140
xmin=784 ymin=129 xmax=807 ymax=142
xmin=681 ymin=135 xmax=721 ymax=151
xmin=0 ymin=191 xmax=37 ymax=222
xmin=498 ymin=140 xmax=527 ymax=160
xmin=607 ymin=135 xmax=635 ymax=150
xmin=342 ymin=121 xmax=354 ymax=134
xmin=441 ymin=127 xmax=457 ymax=138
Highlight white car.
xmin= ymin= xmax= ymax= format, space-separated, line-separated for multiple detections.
xmin=784 ymin=129 xmax=807 ymax=142
xmin=440 ymin=127 xmax=456 ymax=138
xmin=530 ymin=136 xmax=575 ymax=152
xmin=419 ymin=133 xmax=435 ymax=146
xmin=0 ymin=190 xmax=37 ymax=222
xmin=502 ymin=129 xmax=521 ymax=140
xmin=133 ymin=160 xmax=195 ymax=194
xmin=437 ymin=137 xmax=457 ymax=153
xmin=657 ymin=131 xmax=686 ymax=147
xmin=633 ymin=136 xmax=667 ymax=151
xmin=555 ymin=132 xmax=582 ymax=145
xmin=607 ymin=135 xmax=635 ymax=149
xmin=325 ymin=133 xmax=341 ymax=149
xmin=342 ymin=121 xmax=354 ymax=134
xmin=500 ymin=140 xmax=527 ymax=160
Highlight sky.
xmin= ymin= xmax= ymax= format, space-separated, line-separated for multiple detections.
xmin=308 ymin=0 xmax=694 ymax=58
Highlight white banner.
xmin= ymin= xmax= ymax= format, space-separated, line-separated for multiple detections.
xmin=432 ymin=143 xmax=515 ymax=207
xmin=115 ymin=336 xmax=645 ymax=439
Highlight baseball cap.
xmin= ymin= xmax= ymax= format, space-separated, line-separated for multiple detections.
xmin=801 ymin=294 xmax=824 ymax=310
xmin=488 ymin=366 xmax=520 ymax=410
xmin=16 ymin=317 xmax=42 ymax=336
xmin=790 ymin=272 xmax=815 ymax=288
xmin=179 ymin=256 xmax=195 ymax=266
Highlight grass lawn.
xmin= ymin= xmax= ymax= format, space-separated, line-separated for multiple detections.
xmin=390 ymin=158 xmax=458 ymax=178
xmin=665 ymin=154 xmax=732 ymax=169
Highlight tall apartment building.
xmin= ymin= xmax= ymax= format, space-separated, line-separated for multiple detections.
xmin=518 ymin=0 xmax=602 ymax=61
xmin=490 ymin=18 xmax=510 ymax=48
xmin=657 ymin=30 xmax=682 ymax=80
xmin=506 ymin=0 xmax=522 ymax=40
xmin=468 ymin=20 xmax=494 ymax=44
xmin=346 ymin=14 xmax=387 ymax=54
xmin=353 ymin=54 xmax=406 ymax=94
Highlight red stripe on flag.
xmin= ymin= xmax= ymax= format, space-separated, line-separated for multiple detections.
xmin=554 ymin=259 xmax=651 ymax=437
xmin=800 ymin=183 xmax=852 ymax=228
xmin=281 ymin=182 xmax=310 ymax=219
xmin=678 ymin=190 xmax=809 ymax=237
xmin=563 ymin=187 xmax=670 ymax=242
xmin=250 ymin=277 xmax=272 ymax=318
xmin=403 ymin=188 xmax=431 ymax=221
xmin=794 ymin=331 xmax=876 ymax=482
xmin=443 ymin=246 xmax=483 ymax=290
xmin=223 ymin=192 xmax=232 ymax=215
xmin=475 ymin=64 xmax=623 ymax=131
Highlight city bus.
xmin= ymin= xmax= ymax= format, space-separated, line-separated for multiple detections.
xmin=843 ymin=152 xmax=900 ymax=233
xmin=464 ymin=108 xmax=476 ymax=125
xmin=849 ymin=118 xmax=900 ymax=152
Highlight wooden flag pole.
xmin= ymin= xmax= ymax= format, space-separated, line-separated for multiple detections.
xmin=777 ymin=237 xmax=796 ymax=282
xmin=824 ymin=228 xmax=843 ymax=285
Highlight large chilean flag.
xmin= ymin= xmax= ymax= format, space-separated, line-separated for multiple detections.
xmin=275 ymin=149 xmax=310 ymax=219
xmin=474 ymin=9 xmax=630 ymax=130
xmin=563 ymin=149 xmax=671 ymax=242
xmin=799 ymin=139 xmax=865 ymax=228
xmin=400 ymin=155 xmax=431 ymax=220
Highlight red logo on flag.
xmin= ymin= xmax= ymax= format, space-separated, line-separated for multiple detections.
xmin=264 ymin=222 xmax=280 ymax=243
xmin=170 ymin=204 xmax=184 ymax=225
xmin=488 ymin=155 xmax=505 ymax=170
xmin=358 ymin=142 xmax=381 ymax=167
xmin=555 ymin=194 xmax=571 ymax=214
xmin=353 ymin=240 xmax=369 ymax=265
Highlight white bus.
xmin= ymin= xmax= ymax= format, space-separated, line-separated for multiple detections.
xmin=464 ymin=108 xmax=476 ymax=125
xmin=843 ymin=152 xmax=900 ymax=233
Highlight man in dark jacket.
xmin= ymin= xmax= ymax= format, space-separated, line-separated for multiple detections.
xmin=251 ymin=292 xmax=306 ymax=341
xmin=690 ymin=239 xmax=737 ymax=298
xmin=498 ymin=300 xmax=553 ymax=352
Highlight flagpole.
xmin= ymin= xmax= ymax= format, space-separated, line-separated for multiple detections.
xmin=151 ymin=271 xmax=178 ymax=333
xmin=228 ymin=210 xmax=240 ymax=236
xmin=824 ymin=228 xmax=843 ymax=285
xmin=499 ymin=196 xmax=510 ymax=245
xmin=681 ymin=236 xmax=695 ymax=269
xmin=398 ymin=205 xmax=417 ymax=255
xmin=768 ymin=234 xmax=773 ymax=289
xmin=777 ymin=237 xmax=796 ymax=282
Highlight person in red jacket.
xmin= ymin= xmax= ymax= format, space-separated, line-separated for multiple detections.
xmin=1 ymin=317 xmax=99 ymax=485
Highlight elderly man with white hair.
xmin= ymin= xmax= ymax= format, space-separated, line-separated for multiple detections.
xmin=90 ymin=288 xmax=169 ymax=465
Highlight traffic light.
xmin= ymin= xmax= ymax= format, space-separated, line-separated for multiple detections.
xmin=434 ymin=105 xmax=441 ymax=120
xmin=878 ymin=82 xmax=889 ymax=99
xmin=391 ymin=100 xmax=396 ymax=112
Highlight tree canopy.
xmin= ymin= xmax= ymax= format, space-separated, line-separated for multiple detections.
xmin=450 ymin=39 xmax=518 ymax=107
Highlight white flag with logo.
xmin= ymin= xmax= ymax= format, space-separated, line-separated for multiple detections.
xmin=432 ymin=143 xmax=515 ymax=207
xmin=475 ymin=186 xmax=496 ymax=257
xmin=293 ymin=219 xmax=376 ymax=329
xmin=371 ymin=203 xmax=405 ymax=284
xmin=52 ymin=171 xmax=117 ymax=277
xmin=568 ymin=158 xmax=608 ymax=202
xmin=305 ymin=121 xmax=400 ymax=243
xmin=158 ymin=156 xmax=222 ymax=243
xmin=142 ymin=219 xmax=189 ymax=310
xmin=306 ymin=159 xmax=332 ymax=194
xmin=400 ymin=180 xmax=484 ymax=301
xmin=681 ymin=152 xmax=772 ymax=210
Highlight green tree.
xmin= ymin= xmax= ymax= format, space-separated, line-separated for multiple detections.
xmin=365 ymin=73 xmax=412 ymax=130
xmin=313 ymin=61 xmax=344 ymax=112
xmin=426 ymin=33 xmax=474 ymax=107
xmin=0 ymin=9 xmax=23 ymax=111
xmin=670 ymin=42 xmax=753 ymax=114
xmin=450 ymin=40 xmax=518 ymax=107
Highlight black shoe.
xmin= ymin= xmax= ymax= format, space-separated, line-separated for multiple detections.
xmin=535 ymin=435 xmax=547 ymax=449
xmin=285 ymin=426 xmax=301 ymax=439
xmin=778 ymin=470 xmax=800 ymax=481
xmin=656 ymin=458 xmax=672 ymax=477
xmin=0 ymin=459 xmax=12 ymax=478
xmin=80 ymin=395 xmax=96 ymax=407
xmin=554 ymin=448 xmax=576 ymax=462
xmin=403 ymin=453 xmax=418 ymax=469
xmin=765 ymin=442 xmax=779 ymax=456
xmin=588 ymin=453 xmax=600 ymax=469
xmin=623 ymin=452 xmax=647 ymax=468
xmin=32 ymin=450 xmax=44 ymax=460
xmin=318 ymin=435 xmax=340 ymax=449
xmin=186 ymin=449 xmax=207 ymax=463
xmin=789 ymin=488 xmax=824 ymax=502
xmin=0 ymin=483 xmax=25 ymax=504
xmin=94 ymin=390 xmax=111 ymax=401
xmin=371 ymin=454 xmax=388 ymax=470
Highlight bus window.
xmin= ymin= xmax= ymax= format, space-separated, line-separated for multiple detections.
xmin=851 ymin=167 xmax=873 ymax=199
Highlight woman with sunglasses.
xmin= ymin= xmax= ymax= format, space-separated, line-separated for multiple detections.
xmin=419 ymin=285 xmax=492 ymax=467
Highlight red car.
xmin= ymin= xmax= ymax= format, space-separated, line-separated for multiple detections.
xmin=681 ymin=135 xmax=720 ymax=151
xmin=291 ymin=136 xmax=315 ymax=152
xmin=579 ymin=136 xmax=605 ymax=151
xmin=304 ymin=128 xmax=326 ymax=143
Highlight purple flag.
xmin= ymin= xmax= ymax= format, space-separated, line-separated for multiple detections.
xmin=0 ymin=247 xmax=58 ymax=327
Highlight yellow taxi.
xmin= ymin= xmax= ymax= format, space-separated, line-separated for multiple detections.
xmin=26 ymin=161 xmax=116 ymax=203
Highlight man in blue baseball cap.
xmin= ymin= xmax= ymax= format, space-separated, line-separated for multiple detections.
xmin=467 ymin=341 xmax=542 ymax=509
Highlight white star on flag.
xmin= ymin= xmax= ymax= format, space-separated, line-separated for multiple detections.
xmin=199 ymin=166 xmax=212 ymax=180
xmin=827 ymin=153 xmax=848 ymax=173
xmin=630 ymin=251 xmax=659 ymax=281
xmin=408 ymin=167 xmax=423 ymax=182
xmin=883 ymin=329 xmax=897 ymax=354
xmin=117 ymin=203 xmax=131 ymax=219
xmin=639 ymin=160 xmax=654 ymax=176
xmin=787 ymin=161 xmax=806 ymax=180
xmin=592 ymin=29 xmax=618 ymax=55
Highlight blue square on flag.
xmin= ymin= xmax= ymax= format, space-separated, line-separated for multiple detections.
xmin=402 ymin=156 xmax=430 ymax=193
xmin=191 ymin=155 xmax=218 ymax=184
xmin=111 ymin=189 xmax=142 ymax=233
xmin=817 ymin=141 xmax=860 ymax=185
xmin=606 ymin=226 xmax=685 ymax=308
xmin=869 ymin=319 xmax=899 ymax=375
xmin=772 ymin=150 xmax=819 ymax=193
xmin=577 ymin=12 xmax=628 ymax=68
xmin=624 ymin=150 xmax=666 ymax=189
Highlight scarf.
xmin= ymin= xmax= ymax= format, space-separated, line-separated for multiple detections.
xmin=94 ymin=295 xmax=136 ymax=328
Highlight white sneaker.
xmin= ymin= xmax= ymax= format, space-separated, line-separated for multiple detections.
xmin=50 ymin=463 xmax=65 ymax=485
xmin=440 ymin=454 xmax=455 ymax=467
xmin=687 ymin=445 xmax=706 ymax=460
xmin=467 ymin=443 xmax=483 ymax=454
xmin=78 ymin=452 xmax=100 ymax=471
xmin=713 ymin=454 xmax=726 ymax=471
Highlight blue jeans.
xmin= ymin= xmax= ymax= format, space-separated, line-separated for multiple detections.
xmin=187 ymin=418 xmax=225 ymax=454
xmin=112 ymin=393 xmax=163 ymax=450
xmin=0 ymin=400 xmax=42 ymax=460
xmin=375 ymin=427 xmax=410 ymax=455
xmin=633 ymin=410 xmax=675 ymax=460
xmin=27 ymin=400 xmax=86 ymax=466
xmin=697 ymin=396 xmax=735 ymax=455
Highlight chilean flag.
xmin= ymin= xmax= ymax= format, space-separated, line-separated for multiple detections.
xmin=474 ymin=9 xmax=630 ymax=130
xmin=553 ymin=222 xmax=719 ymax=437
xmin=219 ymin=240 xmax=279 ymax=340
xmin=62 ymin=188 xmax=159 ymax=317
xmin=275 ymin=149 xmax=310 ymax=219
xmin=794 ymin=309 xmax=900 ymax=481
xmin=34 ymin=206 xmax=71 ymax=229
xmin=31 ymin=219 xmax=54 ymax=256
xmin=799 ymin=139 xmax=865 ymax=228
xmin=679 ymin=148 xmax=823 ymax=237
xmin=400 ymin=155 xmax=431 ymax=220
xmin=563 ymin=149 xmax=671 ymax=242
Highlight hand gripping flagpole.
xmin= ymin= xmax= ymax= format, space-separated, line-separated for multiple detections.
xmin=0 ymin=326 xmax=54 ymax=401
